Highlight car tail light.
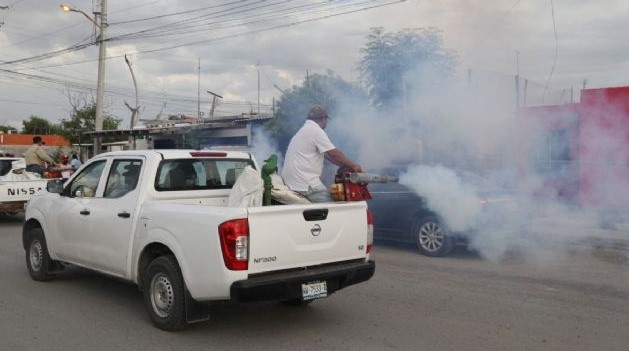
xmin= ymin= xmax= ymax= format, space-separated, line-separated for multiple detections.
xmin=366 ymin=209 xmax=374 ymax=253
xmin=218 ymin=219 xmax=249 ymax=270
xmin=190 ymin=151 xmax=227 ymax=157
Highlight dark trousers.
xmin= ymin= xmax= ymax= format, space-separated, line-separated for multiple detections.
xmin=26 ymin=164 xmax=45 ymax=175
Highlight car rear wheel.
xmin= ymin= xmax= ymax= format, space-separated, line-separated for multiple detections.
xmin=413 ymin=216 xmax=454 ymax=257
xmin=143 ymin=255 xmax=187 ymax=331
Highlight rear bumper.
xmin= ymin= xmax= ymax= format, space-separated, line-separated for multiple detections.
xmin=230 ymin=260 xmax=375 ymax=303
xmin=0 ymin=201 xmax=26 ymax=213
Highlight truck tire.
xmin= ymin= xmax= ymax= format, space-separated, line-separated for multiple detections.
xmin=143 ymin=255 xmax=187 ymax=331
xmin=25 ymin=228 xmax=56 ymax=281
xmin=413 ymin=216 xmax=454 ymax=257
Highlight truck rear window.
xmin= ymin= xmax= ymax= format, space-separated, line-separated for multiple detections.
xmin=154 ymin=158 xmax=255 ymax=191
xmin=0 ymin=159 xmax=20 ymax=177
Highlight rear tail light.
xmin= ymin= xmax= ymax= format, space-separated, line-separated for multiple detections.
xmin=218 ymin=219 xmax=249 ymax=270
xmin=366 ymin=209 xmax=374 ymax=253
xmin=190 ymin=151 xmax=227 ymax=157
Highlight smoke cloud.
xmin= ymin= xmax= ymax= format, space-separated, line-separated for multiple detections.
xmin=323 ymin=61 xmax=628 ymax=263
xmin=399 ymin=165 xmax=482 ymax=233
xmin=251 ymin=127 xmax=283 ymax=170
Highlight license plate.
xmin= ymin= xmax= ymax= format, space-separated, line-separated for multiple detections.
xmin=301 ymin=281 xmax=328 ymax=300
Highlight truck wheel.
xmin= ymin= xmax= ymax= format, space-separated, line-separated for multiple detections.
xmin=143 ymin=255 xmax=187 ymax=331
xmin=25 ymin=228 xmax=56 ymax=281
xmin=413 ymin=216 xmax=454 ymax=257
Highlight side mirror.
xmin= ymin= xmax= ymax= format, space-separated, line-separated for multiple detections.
xmin=46 ymin=179 xmax=64 ymax=194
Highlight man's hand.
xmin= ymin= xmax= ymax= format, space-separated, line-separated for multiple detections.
xmin=349 ymin=163 xmax=362 ymax=173
xmin=326 ymin=149 xmax=362 ymax=173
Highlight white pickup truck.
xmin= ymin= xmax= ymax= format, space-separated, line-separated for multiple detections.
xmin=0 ymin=157 xmax=51 ymax=215
xmin=23 ymin=149 xmax=375 ymax=331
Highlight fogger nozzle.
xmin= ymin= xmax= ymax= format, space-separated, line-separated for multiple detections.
xmin=349 ymin=173 xmax=399 ymax=184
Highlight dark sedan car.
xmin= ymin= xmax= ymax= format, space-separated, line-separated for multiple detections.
xmin=367 ymin=165 xmax=522 ymax=257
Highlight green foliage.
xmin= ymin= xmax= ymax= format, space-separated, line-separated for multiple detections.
xmin=0 ymin=125 xmax=17 ymax=133
xmin=264 ymin=71 xmax=367 ymax=152
xmin=19 ymin=102 xmax=122 ymax=145
xmin=22 ymin=116 xmax=62 ymax=135
xmin=59 ymin=103 xmax=122 ymax=144
xmin=359 ymin=27 xmax=457 ymax=108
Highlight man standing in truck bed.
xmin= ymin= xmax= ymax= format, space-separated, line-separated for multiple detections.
xmin=281 ymin=105 xmax=362 ymax=203
xmin=24 ymin=136 xmax=56 ymax=175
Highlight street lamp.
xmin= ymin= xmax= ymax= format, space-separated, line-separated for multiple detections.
xmin=60 ymin=2 xmax=107 ymax=155
xmin=60 ymin=4 xmax=98 ymax=26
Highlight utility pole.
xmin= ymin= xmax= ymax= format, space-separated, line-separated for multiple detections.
xmin=93 ymin=0 xmax=108 ymax=155
xmin=197 ymin=58 xmax=201 ymax=118
xmin=0 ymin=5 xmax=8 ymax=28
xmin=123 ymin=55 xmax=140 ymax=129
xmin=206 ymin=90 xmax=223 ymax=119
xmin=515 ymin=50 xmax=520 ymax=108
xmin=257 ymin=61 xmax=260 ymax=116
xmin=60 ymin=2 xmax=106 ymax=155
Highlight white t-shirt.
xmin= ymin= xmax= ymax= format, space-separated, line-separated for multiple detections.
xmin=281 ymin=120 xmax=335 ymax=191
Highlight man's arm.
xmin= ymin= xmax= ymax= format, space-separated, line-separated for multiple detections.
xmin=36 ymin=147 xmax=55 ymax=164
xmin=325 ymin=148 xmax=362 ymax=172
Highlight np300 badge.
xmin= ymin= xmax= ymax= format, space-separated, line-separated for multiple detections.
xmin=311 ymin=224 xmax=321 ymax=236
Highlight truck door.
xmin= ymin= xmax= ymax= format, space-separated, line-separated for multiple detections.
xmin=86 ymin=158 xmax=144 ymax=277
xmin=55 ymin=157 xmax=143 ymax=277
xmin=55 ymin=159 xmax=107 ymax=263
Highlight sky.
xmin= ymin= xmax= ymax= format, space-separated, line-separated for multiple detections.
xmin=1 ymin=0 xmax=629 ymax=130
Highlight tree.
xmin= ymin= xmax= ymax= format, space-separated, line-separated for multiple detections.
xmin=264 ymin=70 xmax=367 ymax=154
xmin=22 ymin=116 xmax=62 ymax=135
xmin=0 ymin=125 xmax=17 ymax=133
xmin=59 ymin=92 xmax=122 ymax=144
xmin=359 ymin=27 xmax=457 ymax=109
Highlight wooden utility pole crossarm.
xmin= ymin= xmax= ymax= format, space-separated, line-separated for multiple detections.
xmin=206 ymin=90 xmax=223 ymax=119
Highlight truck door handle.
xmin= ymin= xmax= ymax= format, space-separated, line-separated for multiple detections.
xmin=303 ymin=209 xmax=328 ymax=221
xmin=117 ymin=212 xmax=131 ymax=218
xmin=79 ymin=210 xmax=90 ymax=216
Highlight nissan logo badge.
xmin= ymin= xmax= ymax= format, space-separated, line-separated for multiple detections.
xmin=311 ymin=224 xmax=322 ymax=236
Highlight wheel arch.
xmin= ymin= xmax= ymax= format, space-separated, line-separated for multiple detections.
xmin=136 ymin=242 xmax=174 ymax=291
xmin=139 ymin=245 xmax=211 ymax=328
xmin=22 ymin=218 xmax=43 ymax=250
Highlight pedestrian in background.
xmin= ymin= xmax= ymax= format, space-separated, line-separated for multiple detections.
xmin=70 ymin=153 xmax=82 ymax=170
xmin=57 ymin=153 xmax=73 ymax=179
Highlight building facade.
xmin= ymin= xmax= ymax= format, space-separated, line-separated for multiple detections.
xmin=517 ymin=86 xmax=629 ymax=208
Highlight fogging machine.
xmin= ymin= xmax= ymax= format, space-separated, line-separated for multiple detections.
xmin=331 ymin=170 xmax=398 ymax=201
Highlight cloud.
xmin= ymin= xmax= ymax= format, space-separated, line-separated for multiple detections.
xmin=1 ymin=0 xmax=628 ymax=132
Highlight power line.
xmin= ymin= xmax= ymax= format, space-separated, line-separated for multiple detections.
xmin=3 ymin=0 xmax=401 ymax=68
xmin=110 ymin=0 xmax=250 ymax=25
xmin=111 ymin=0 xmax=405 ymax=55
xmin=1 ymin=0 xmax=406 ymax=116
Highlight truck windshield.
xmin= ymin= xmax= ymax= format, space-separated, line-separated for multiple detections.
xmin=154 ymin=158 xmax=255 ymax=191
